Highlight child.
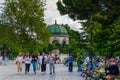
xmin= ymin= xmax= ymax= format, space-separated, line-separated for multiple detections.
xmin=3 ymin=55 xmax=8 ymax=66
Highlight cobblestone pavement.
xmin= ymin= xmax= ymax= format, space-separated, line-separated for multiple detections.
xmin=0 ymin=62 xmax=84 ymax=80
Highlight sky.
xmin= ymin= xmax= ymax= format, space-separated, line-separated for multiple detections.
xmin=0 ymin=0 xmax=82 ymax=31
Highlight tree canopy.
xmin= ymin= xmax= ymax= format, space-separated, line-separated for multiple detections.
xmin=57 ymin=0 xmax=120 ymax=57
xmin=57 ymin=0 xmax=120 ymax=23
xmin=0 ymin=0 xmax=50 ymax=53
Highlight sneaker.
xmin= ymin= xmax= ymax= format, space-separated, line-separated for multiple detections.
xmin=69 ymin=70 xmax=73 ymax=72
xmin=77 ymin=70 xmax=81 ymax=72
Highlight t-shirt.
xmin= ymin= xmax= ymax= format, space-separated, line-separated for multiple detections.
xmin=68 ymin=56 xmax=73 ymax=63
xmin=0 ymin=56 xmax=3 ymax=61
xmin=85 ymin=57 xmax=90 ymax=63
xmin=16 ymin=56 xmax=23 ymax=62
xmin=38 ymin=55 xmax=42 ymax=63
xmin=31 ymin=55 xmax=38 ymax=62
xmin=24 ymin=57 xmax=31 ymax=64
xmin=76 ymin=57 xmax=81 ymax=62
xmin=48 ymin=54 xmax=55 ymax=64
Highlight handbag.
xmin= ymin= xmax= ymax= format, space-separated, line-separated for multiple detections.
xmin=80 ymin=60 xmax=83 ymax=64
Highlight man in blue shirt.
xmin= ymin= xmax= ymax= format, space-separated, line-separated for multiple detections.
xmin=67 ymin=54 xmax=73 ymax=72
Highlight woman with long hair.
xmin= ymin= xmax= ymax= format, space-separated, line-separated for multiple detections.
xmin=16 ymin=53 xmax=23 ymax=72
xmin=40 ymin=52 xmax=47 ymax=72
xmin=24 ymin=52 xmax=31 ymax=74
xmin=31 ymin=53 xmax=38 ymax=74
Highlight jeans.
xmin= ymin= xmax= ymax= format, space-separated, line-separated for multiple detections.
xmin=49 ymin=63 xmax=55 ymax=73
xmin=77 ymin=62 xmax=82 ymax=71
xmin=32 ymin=61 xmax=37 ymax=73
xmin=25 ymin=64 xmax=30 ymax=72
xmin=68 ymin=62 xmax=73 ymax=71
xmin=4 ymin=60 xmax=8 ymax=66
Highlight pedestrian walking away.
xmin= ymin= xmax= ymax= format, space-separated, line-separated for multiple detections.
xmin=48 ymin=51 xmax=55 ymax=74
xmin=67 ymin=53 xmax=73 ymax=72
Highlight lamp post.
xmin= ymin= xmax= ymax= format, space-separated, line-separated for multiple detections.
xmin=79 ymin=27 xmax=89 ymax=56
xmin=79 ymin=27 xmax=84 ymax=50
xmin=89 ymin=19 xmax=94 ymax=70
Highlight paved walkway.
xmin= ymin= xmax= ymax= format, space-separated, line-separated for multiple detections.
xmin=0 ymin=62 xmax=84 ymax=80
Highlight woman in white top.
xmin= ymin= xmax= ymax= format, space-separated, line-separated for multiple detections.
xmin=40 ymin=52 xmax=47 ymax=72
xmin=24 ymin=53 xmax=31 ymax=74
xmin=38 ymin=53 xmax=42 ymax=70
xmin=16 ymin=53 xmax=23 ymax=72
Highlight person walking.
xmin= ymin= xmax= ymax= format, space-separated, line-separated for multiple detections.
xmin=38 ymin=53 xmax=42 ymax=70
xmin=54 ymin=54 xmax=60 ymax=64
xmin=40 ymin=52 xmax=47 ymax=72
xmin=16 ymin=53 xmax=23 ymax=72
xmin=0 ymin=54 xmax=3 ymax=65
xmin=76 ymin=53 xmax=82 ymax=71
xmin=24 ymin=52 xmax=31 ymax=74
xmin=48 ymin=51 xmax=55 ymax=74
xmin=67 ymin=54 xmax=73 ymax=72
xmin=3 ymin=54 xmax=8 ymax=66
xmin=31 ymin=53 xmax=38 ymax=74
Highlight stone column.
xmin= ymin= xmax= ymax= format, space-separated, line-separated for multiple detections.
xmin=59 ymin=44 xmax=62 ymax=54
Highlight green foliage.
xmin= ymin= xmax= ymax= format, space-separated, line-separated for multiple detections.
xmin=62 ymin=24 xmax=81 ymax=55
xmin=57 ymin=0 xmax=120 ymax=24
xmin=57 ymin=0 xmax=120 ymax=57
xmin=57 ymin=0 xmax=100 ymax=20
xmin=0 ymin=0 xmax=50 ymax=53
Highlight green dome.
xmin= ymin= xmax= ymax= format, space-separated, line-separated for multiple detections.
xmin=47 ymin=22 xmax=68 ymax=35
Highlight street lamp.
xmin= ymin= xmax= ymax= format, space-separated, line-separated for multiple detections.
xmin=79 ymin=27 xmax=85 ymax=50
xmin=89 ymin=19 xmax=94 ymax=70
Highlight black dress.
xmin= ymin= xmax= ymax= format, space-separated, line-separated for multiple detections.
xmin=41 ymin=57 xmax=46 ymax=72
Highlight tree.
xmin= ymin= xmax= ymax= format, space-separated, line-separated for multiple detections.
xmin=57 ymin=0 xmax=120 ymax=57
xmin=63 ymin=24 xmax=81 ymax=55
xmin=0 ymin=0 xmax=50 ymax=53
xmin=57 ymin=0 xmax=120 ymax=23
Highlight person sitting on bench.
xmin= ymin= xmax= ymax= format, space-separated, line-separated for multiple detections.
xmin=105 ymin=58 xmax=119 ymax=80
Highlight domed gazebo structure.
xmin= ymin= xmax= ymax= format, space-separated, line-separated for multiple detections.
xmin=47 ymin=20 xmax=69 ymax=54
